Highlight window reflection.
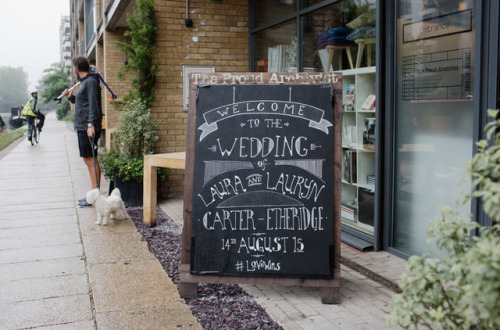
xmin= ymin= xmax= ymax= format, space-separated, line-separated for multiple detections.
xmin=302 ymin=1 xmax=376 ymax=72
xmin=253 ymin=0 xmax=296 ymax=28
xmin=254 ymin=20 xmax=297 ymax=72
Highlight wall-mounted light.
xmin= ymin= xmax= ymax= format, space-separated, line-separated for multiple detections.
xmin=124 ymin=51 xmax=128 ymax=65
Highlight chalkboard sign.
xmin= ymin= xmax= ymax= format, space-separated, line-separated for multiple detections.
xmin=190 ymin=83 xmax=335 ymax=278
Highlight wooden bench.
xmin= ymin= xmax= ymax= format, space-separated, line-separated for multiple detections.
xmin=143 ymin=152 xmax=186 ymax=227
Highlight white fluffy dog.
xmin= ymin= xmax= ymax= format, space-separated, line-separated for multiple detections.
xmin=86 ymin=188 xmax=128 ymax=225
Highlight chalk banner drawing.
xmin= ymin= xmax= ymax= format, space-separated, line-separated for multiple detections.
xmin=191 ymin=84 xmax=335 ymax=278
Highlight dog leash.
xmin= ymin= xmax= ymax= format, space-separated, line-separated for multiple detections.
xmin=89 ymin=135 xmax=100 ymax=190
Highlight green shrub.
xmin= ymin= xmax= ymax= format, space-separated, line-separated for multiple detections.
xmin=387 ymin=110 xmax=500 ymax=329
xmin=98 ymin=149 xmax=168 ymax=183
xmin=98 ymin=149 xmax=120 ymax=182
xmin=112 ymin=99 xmax=158 ymax=159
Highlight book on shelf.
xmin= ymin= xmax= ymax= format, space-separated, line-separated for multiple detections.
xmin=360 ymin=94 xmax=376 ymax=110
xmin=341 ymin=200 xmax=357 ymax=221
xmin=367 ymin=174 xmax=375 ymax=186
xmin=363 ymin=117 xmax=376 ymax=146
xmin=348 ymin=126 xmax=357 ymax=147
xmin=343 ymin=150 xmax=357 ymax=183
xmin=344 ymin=84 xmax=356 ymax=111
xmin=342 ymin=121 xmax=357 ymax=148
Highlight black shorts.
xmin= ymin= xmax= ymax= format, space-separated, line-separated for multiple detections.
xmin=77 ymin=130 xmax=100 ymax=158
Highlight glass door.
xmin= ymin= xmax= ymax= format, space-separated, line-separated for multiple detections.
xmin=392 ymin=0 xmax=475 ymax=257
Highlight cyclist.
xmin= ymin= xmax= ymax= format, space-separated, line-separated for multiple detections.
xmin=22 ymin=91 xmax=45 ymax=141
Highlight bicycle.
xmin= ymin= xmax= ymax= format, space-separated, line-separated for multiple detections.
xmin=27 ymin=117 xmax=41 ymax=145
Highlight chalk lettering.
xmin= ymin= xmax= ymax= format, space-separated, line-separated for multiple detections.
xmin=266 ymin=206 xmax=324 ymax=231
xmin=266 ymin=172 xmax=324 ymax=201
xmin=237 ymin=236 xmax=289 ymax=253
xmin=198 ymin=175 xmax=246 ymax=206
xmin=216 ymin=136 xmax=308 ymax=158
xmin=245 ymin=260 xmax=281 ymax=272
xmin=202 ymin=209 xmax=256 ymax=230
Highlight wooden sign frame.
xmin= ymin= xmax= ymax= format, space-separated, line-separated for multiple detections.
xmin=180 ymin=72 xmax=343 ymax=304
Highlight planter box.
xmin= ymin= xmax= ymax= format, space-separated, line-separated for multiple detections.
xmin=113 ymin=175 xmax=143 ymax=208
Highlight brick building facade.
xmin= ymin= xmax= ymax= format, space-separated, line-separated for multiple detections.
xmin=69 ymin=0 xmax=249 ymax=198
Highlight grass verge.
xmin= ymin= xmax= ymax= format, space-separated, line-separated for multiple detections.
xmin=0 ymin=129 xmax=26 ymax=151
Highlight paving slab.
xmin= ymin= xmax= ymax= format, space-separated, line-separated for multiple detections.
xmin=0 ymin=294 xmax=93 ymax=329
xmin=0 ymin=223 xmax=81 ymax=250
xmin=83 ymin=232 xmax=155 ymax=264
xmin=0 ymin=273 xmax=89 ymax=303
xmin=79 ymin=215 xmax=138 ymax=234
xmin=0 ymin=214 xmax=78 ymax=229
xmin=89 ymin=261 xmax=188 ymax=313
xmin=0 ymin=243 xmax=83 ymax=264
xmin=0 ymin=206 xmax=77 ymax=221
xmin=0 ymin=201 xmax=76 ymax=213
xmin=0 ymin=257 xmax=86 ymax=281
xmin=95 ymin=305 xmax=203 ymax=329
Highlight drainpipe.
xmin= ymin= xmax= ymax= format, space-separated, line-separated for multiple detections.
xmin=185 ymin=0 xmax=193 ymax=27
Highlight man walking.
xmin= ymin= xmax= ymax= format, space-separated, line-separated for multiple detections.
xmin=63 ymin=56 xmax=103 ymax=207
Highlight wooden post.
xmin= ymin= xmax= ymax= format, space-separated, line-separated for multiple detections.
xmin=143 ymin=155 xmax=158 ymax=227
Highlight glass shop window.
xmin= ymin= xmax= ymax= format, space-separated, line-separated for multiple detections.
xmin=254 ymin=19 xmax=297 ymax=73
xmin=252 ymin=0 xmax=297 ymax=28
xmin=302 ymin=1 xmax=376 ymax=72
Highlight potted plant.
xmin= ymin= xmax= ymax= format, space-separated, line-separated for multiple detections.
xmin=98 ymin=0 xmax=167 ymax=207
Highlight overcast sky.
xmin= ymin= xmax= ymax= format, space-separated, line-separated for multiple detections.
xmin=0 ymin=0 xmax=70 ymax=94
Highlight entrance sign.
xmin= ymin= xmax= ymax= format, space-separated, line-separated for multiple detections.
xmin=403 ymin=9 xmax=472 ymax=43
xmin=180 ymin=72 xmax=342 ymax=303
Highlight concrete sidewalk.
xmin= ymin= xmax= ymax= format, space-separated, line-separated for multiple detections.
xmin=0 ymin=112 xmax=201 ymax=329
xmin=0 ymin=112 xmax=407 ymax=329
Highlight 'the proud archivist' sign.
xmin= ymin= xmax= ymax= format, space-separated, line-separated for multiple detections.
xmin=190 ymin=79 xmax=336 ymax=278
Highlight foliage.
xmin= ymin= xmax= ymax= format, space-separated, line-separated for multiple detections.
xmin=40 ymin=62 xmax=71 ymax=102
xmin=387 ymin=110 xmax=500 ymax=330
xmin=0 ymin=129 xmax=26 ymax=151
xmin=103 ymin=0 xmax=165 ymax=184
xmin=56 ymin=99 xmax=71 ymax=120
xmin=0 ymin=66 xmax=28 ymax=113
xmin=103 ymin=99 xmax=167 ymax=183
xmin=115 ymin=156 xmax=145 ymax=182
xmin=112 ymin=99 xmax=158 ymax=159
xmin=341 ymin=0 xmax=374 ymax=24
xmin=113 ymin=0 xmax=159 ymax=107
xmin=98 ymin=150 xmax=120 ymax=182
xmin=39 ymin=62 xmax=72 ymax=119
xmin=99 ymin=149 xmax=168 ymax=183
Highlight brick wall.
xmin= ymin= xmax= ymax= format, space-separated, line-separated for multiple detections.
xmin=102 ymin=28 xmax=133 ymax=150
xmin=96 ymin=43 xmax=105 ymax=140
xmin=153 ymin=0 xmax=249 ymax=198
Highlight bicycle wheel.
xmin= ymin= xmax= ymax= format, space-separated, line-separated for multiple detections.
xmin=30 ymin=127 xmax=34 ymax=146
xmin=34 ymin=125 xmax=40 ymax=143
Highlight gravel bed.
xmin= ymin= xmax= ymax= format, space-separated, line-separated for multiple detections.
xmin=128 ymin=208 xmax=283 ymax=330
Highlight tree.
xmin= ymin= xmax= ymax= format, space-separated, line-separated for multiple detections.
xmin=0 ymin=66 xmax=28 ymax=113
xmin=40 ymin=62 xmax=71 ymax=101
xmin=39 ymin=62 xmax=71 ymax=120
xmin=387 ymin=109 xmax=500 ymax=329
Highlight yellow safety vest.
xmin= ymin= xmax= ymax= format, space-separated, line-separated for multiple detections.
xmin=22 ymin=97 xmax=39 ymax=117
